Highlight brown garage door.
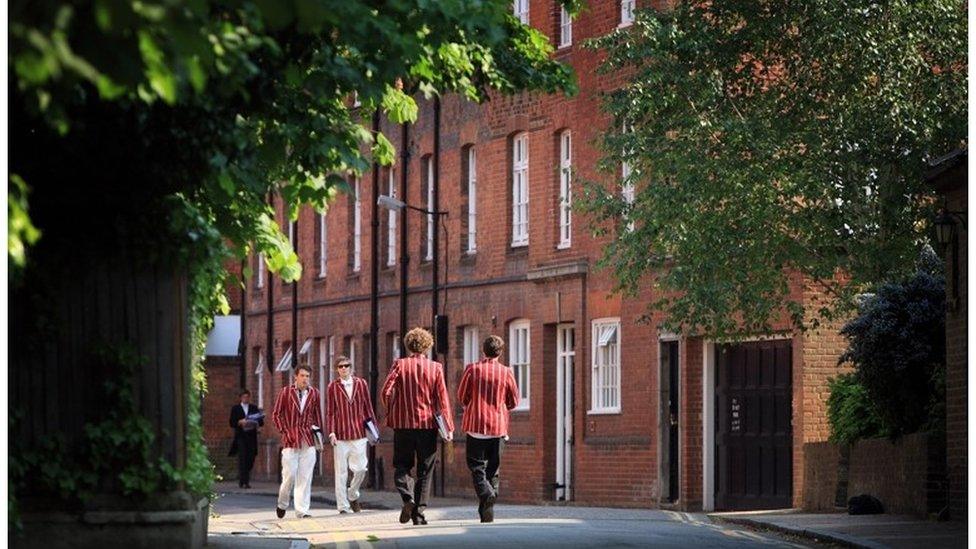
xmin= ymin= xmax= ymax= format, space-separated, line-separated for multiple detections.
xmin=715 ymin=340 xmax=792 ymax=510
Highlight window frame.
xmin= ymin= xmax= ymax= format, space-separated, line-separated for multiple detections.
xmin=466 ymin=147 xmax=477 ymax=255
xmin=425 ymin=156 xmax=434 ymax=262
xmin=318 ymin=212 xmax=327 ymax=277
xmin=353 ymin=177 xmax=362 ymax=272
xmin=514 ymin=0 xmax=529 ymax=24
xmin=463 ymin=325 xmax=480 ymax=366
xmin=511 ymin=133 xmax=529 ymax=247
xmin=387 ymin=169 xmax=397 ymax=267
xmin=620 ymin=0 xmax=635 ymax=27
xmin=558 ymin=130 xmax=572 ymax=249
xmin=589 ymin=318 xmax=622 ymax=414
xmin=559 ymin=5 xmax=572 ymax=48
xmin=509 ymin=319 xmax=531 ymax=410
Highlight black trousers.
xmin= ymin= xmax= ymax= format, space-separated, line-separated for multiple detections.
xmin=237 ymin=441 xmax=257 ymax=486
xmin=393 ymin=429 xmax=438 ymax=514
xmin=466 ymin=436 xmax=503 ymax=499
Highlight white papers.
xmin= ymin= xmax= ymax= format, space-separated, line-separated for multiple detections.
xmin=434 ymin=414 xmax=450 ymax=441
xmin=364 ymin=419 xmax=380 ymax=445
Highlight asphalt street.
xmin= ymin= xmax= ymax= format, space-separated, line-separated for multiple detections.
xmin=209 ymin=492 xmax=825 ymax=548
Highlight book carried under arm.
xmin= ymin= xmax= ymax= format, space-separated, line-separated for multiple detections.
xmin=434 ymin=413 xmax=450 ymax=441
xmin=242 ymin=412 xmax=265 ymax=431
xmin=311 ymin=425 xmax=324 ymax=452
xmin=364 ymin=418 xmax=380 ymax=446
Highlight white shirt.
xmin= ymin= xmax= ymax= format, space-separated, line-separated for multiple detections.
xmin=298 ymin=388 xmax=309 ymax=413
xmin=341 ymin=377 xmax=354 ymax=400
xmin=241 ymin=403 xmax=250 ymax=417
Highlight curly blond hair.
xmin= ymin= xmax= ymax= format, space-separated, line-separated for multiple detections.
xmin=403 ymin=327 xmax=434 ymax=354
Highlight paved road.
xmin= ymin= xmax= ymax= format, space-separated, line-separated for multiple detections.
xmin=210 ymin=493 xmax=824 ymax=548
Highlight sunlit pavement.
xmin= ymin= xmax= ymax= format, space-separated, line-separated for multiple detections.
xmin=210 ymin=492 xmax=823 ymax=548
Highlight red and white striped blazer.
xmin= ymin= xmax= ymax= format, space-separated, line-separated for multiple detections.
xmin=271 ymin=385 xmax=324 ymax=449
xmin=381 ymin=354 xmax=455 ymax=432
xmin=457 ymin=357 xmax=520 ymax=437
xmin=326 ymin=376 xmax=375 ymax=441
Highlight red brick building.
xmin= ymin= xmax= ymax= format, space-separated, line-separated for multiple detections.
xmin=227 ymin=0 xmax=849 ymax=511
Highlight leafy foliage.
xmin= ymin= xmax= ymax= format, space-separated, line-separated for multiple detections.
xmin=582 ymin=0 xmax=966 ymax=338
xmin=11 ymin=0 xmax=577 ymax=279
xmin=839 ymin=253 xmax=946 ymax=438
xmin=826 ymin=373 xmax=887 ymax=444
xmin=8 ymin=175 xmax=41 ymax=280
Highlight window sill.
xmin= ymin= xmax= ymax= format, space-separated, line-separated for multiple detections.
xmin=347 ymin=271 xmax=361 ymax=280
xmin=587 ymin=408 xmax=622 ymax=416
xmin=512 ymin=405 xmax=530 ymax=413
xmin=617 ymin=21 xmax=633 ymax=29
xmin=556 ymin=242 xmax=572 ymax=251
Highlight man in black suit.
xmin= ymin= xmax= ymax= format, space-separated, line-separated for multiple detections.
xmin=229 ymin=389 xmax=263 ymax=488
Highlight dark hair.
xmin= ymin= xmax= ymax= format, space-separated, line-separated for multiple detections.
xmin=296 ymin=364 xmax=312 ymax=375
xmin=483 ymin=335 xmax=504 ymax=358
xmin=335 ymin=355 xmax=352 ymax=369
xmin=239 ymin=389 xmax=251 ymax=397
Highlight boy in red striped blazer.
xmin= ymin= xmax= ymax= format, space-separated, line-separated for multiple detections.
xmin=272 ymin=365 xmax=324 ymax=519
xmin=381 ymin=327 xmax=454 ymax=525
xmin=457 ymin=335 xmax=520 ymax=523
xmin=326 ymin=355 xmax=375 ymax=514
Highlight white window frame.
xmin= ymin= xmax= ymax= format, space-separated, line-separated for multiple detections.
xmin=353 ymin=177 xmax=362 ymax=272
xmin=590 ymin=318 xmax=622 ymax=414
xmin=558 ymin=130 xmax=572 ymax=249
xmin=328 ymin=335 xmax=336 ymax=382
xmin=256 ymin=253 xmax=265 ymax=288
xmin=254 ymin=351 xmax=266 ymax=409
xmin=466 ymin=147 xmax=477 ymax=255
xmin=390 ymin=332 xmax=401 ymax=361
xmin=512 ymin=133 xmax=529 ymax=247
xmin=514 ymin=0 xmax=529 ymax=24
xmin=317 ymin=337 xmax=327 ymax=422
xmin=509 ymin=320 xmax=531 ymax=410
xmin=318 ymin=212 xmax=327 ymax=277
xmin=425 ymin=157 xmax=434 ymax=262
xmin=620 ymin=0 xmax=635 ymax=27
xmin=349 ymin=337 xmax=358 ymax=376
xmin=275 ymin=345 xmax=293 ymax=372
xmin=463 ymin=326 xmax=480 ymax=365
xmin=559 ymin=5 xmax=572 ymax=48
xmin=621 ymin=123 xmax=636 ymax=232
xmin=288 ymin=219 xmax=295 ymax=247
xmin=387 ymin=169 xmax=397 ymax=267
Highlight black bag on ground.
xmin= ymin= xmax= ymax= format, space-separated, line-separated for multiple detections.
xmin=848 ymin=494 xmax=884 ymax=515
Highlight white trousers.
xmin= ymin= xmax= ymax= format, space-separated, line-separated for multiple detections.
xmin=333 ymin=438 xmax=369 ymax=512
xmin=278 ymin=446 xmax=317 ymax=517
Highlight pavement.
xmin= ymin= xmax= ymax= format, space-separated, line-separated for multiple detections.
xmin=207 ymin=486 xmax=824 ymax=548
xmin=709 ymin=509 xmax=968 ymax=549
xmin=207 ymin=482 xmax=968 ymax=548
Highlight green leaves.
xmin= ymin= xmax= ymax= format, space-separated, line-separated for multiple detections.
xmin=8 ymin=175 xmax=41 ymax=278
xmin=584 ymin=0 xmax=965 ymax=338
xmin=373 ymin=132 xmax=396 ymax=166
xmin=382 ymin=86 xmax=419 ymax=124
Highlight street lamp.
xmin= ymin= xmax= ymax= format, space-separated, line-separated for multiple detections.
xmin=934 ymin=202 xmax=967 ymax=312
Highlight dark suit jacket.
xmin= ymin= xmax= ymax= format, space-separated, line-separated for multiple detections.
xmin=228 ymin=403 xmax=263 ymax=457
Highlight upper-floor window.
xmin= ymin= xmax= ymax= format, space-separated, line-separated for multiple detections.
xmin=317 ymin=212 xmax=327 ymax=278
xmin=386 ymin=169 xmax=397 ymax=267
xmin=463 ymin=146 xmax=477 ymax=255
xmin=512 ymin=133 xmax=529 ymax=247
xmin=621 ymin=122 xmax=636 ymax=231
xmin=255 ymin=253 xmax=265 ymax=288
xmin=558 ymin=130 xmax=572 ymax=249
xmin=590 ymin=319 xmax=621 ymax=413
xmin=514 ymin=0 xmax=529 ymax=24
xmin=254 ymin=347 xmax=265 ymax=408
xmin=559 ymin=5 xmax=572 ymax=48
xmin=620 ymin=0 xmax=635 ymax=27
xmin=423 ymin=155 xmax=434 ymax=262
xmin=350 ymin=177 xmax=362 ymax=272
xmin=509 ymin=319 xmax=531 ymax=409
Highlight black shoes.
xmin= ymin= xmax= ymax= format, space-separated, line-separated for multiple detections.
xmin=297 ymin=513 xmax=312 ymax=519
xmin=276 ymin=506 xmax=286 ymax=519
xmin=399 ymin=501 xmax=415 ymax=524
xmin=480 ymin=495 xmax=496 ymax=523
xmin=411 ymin=513 xmax=428 ymax=525
xmin=350 ymin=500 xmax=362 ymax=513
xmin=243 ymin=483 xmax=251 ymax=489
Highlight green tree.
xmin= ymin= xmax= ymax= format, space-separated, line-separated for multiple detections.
xmin=583 ymin=0 xmax=965 ymax=338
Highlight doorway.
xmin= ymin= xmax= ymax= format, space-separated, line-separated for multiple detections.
xmin=659 ymin=340 xmax=680 ymax=504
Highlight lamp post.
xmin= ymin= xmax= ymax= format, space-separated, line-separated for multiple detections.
xmin=934 ymin=204 xmax=967 ymax=311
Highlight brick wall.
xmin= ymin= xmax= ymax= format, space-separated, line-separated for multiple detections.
xmin=201 ymin=355 xmax=244 ymax=481
xmin=937 ymin=163 xmax=967 ymax=521
xmin=804 ymin=433 xmax=947 ymax=517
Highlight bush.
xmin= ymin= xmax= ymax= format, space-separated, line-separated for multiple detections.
xmin=827 ymin=373 xmax=887 ymax=444
xmin=838 ymin=253 xmax=946 ymax=439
